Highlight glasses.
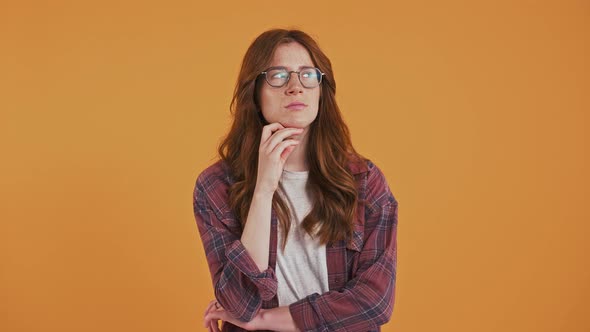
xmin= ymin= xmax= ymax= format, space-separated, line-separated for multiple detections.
xmin=260 ymin=66 xmax=325 ymax=88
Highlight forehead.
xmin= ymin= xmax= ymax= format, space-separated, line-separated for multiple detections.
xmin=269 ymin=42 xmax=314 ymax=70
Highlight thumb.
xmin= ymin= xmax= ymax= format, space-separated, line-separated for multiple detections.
xmin=280 ymin=145 xmax=296 ymax=163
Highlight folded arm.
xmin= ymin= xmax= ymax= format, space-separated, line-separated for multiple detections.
xmin=193 ymin=174 xmax=277 ymax=322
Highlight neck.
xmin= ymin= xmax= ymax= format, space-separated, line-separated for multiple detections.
xmin=283 ymin=129 xmax=309 ymax=172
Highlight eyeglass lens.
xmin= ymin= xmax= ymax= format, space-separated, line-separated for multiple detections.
xmin=265 ymin=68 xmax=322 ymax=88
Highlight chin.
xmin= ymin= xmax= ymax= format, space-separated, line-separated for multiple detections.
xmin=282 ymin=116 xmax=317 ymax=129
xmin=280 ymin=121 xmax=310 ymax=130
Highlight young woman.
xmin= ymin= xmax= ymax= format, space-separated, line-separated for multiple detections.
xmin=193 ymin=29 xmax=399 ymax=331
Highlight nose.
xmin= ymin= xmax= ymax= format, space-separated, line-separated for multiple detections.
xmin=285 ymin=72 xmax=303 ymax=95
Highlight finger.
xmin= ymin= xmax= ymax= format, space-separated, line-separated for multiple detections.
xmin=204 ymin=311 xmax=224 ymax=330
xmin=204 ymin=315 xmax=210 ymax=329
xmin=203 ymin=300 xmax=219 ymax=328
xmin=271 ymin=139 xmax=301 ymax=162
xmin=204 ymin=300 xmax=216 ymax=316
xmin=263 ymin=128 xmax=303 ymax=153
xmin=260 ymin=123 xmax=284 ymax=146
xmin=280 ymin=144 xmax=297 ymax=162
xmin=210 ymin=320 xmax=220 ymax=332
xmin=204 ymin=313 xmax=214 ymax=329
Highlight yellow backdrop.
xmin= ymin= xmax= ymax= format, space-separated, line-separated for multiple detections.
xmin=1 ymin=0 xmax=588 ymax=331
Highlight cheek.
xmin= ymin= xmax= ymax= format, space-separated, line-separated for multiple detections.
xmin=313 ymin=90 xmax=321 ymax=108
xmin=259 ymin=90 xmax=280 ymax=122
xmin=259 ymin=88 xmax=278 ymax=110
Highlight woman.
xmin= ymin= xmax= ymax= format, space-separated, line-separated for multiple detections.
xmin=193 ymin=29 xmax=398 ymax=331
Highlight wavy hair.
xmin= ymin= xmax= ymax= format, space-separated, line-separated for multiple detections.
xmin=218 ymin=29 xmax=367 ymax=249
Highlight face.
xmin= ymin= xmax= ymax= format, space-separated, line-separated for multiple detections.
xmin=258 ymin=42 xmax=321 ymax=132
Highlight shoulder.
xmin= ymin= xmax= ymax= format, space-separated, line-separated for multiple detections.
xmin=346 ymin=155 xmax=385 ymax=182
xmin=195 ymin=159 xmax=232 ymax=189
xmin=353 ymin=158 xmax=398 ymax=208
xmin=193 ymin=160 xmax=233 ymax=211
xmin=346 ymin=154 xmax=382 ymax=178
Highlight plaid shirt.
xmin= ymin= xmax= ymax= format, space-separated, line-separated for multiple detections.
xmin=193 ymin=158 xmax=398 ymax=332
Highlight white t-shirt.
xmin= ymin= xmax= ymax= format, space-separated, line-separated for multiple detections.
xmin=275 ymin=169 xmax=330 ymax=306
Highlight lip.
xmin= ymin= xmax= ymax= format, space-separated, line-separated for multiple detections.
xmin=285 ymin=102 xmax=307 ymax=110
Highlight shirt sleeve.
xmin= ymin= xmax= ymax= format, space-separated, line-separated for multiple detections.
xmin=193 ymin=172 xmax=278 ymax=322
xmin=288 ymin=163 xmax=398 ymax=331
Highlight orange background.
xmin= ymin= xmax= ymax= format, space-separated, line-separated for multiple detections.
xmin=1 ymin=0 xmax=588 ymax=331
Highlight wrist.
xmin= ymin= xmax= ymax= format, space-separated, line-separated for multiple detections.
xmin=247 ymin=308 xmax=268 ymax=330
xmin=253 ymin=187 xmax=275 ymax=201
xmin=256 ymin=306 xmax=299 ymax=332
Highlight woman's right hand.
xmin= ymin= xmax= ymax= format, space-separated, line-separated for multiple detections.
xmin=255 ymin=123 xmax=303 ymax=196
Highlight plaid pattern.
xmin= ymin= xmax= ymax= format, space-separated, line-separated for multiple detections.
xmin=193 ymin=158 xmax=398 ymax=331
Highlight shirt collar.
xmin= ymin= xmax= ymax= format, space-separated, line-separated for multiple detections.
xmin=347 ymin=157 xmax=369 ymax=175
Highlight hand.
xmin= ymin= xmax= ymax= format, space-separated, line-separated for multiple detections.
xmin=203 ymin=300 xmax=221 ymax=332
xmin=203 ymin=299 xmax=263 ymax=331
xmin=255 ymin=123 xmax=303 ymax=196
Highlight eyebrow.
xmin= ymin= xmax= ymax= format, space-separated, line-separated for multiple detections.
xmin=267 ymin=65 xmax=314 ymax=70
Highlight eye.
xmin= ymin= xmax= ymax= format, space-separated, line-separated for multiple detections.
xmin=301 ymin=69 xmax=317 ymax=79
xmin=272 ymin=72 xmax=288 ymax=79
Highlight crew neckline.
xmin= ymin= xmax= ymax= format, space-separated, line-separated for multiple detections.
xmin=282 ymin=169 xmax=309 ymax=179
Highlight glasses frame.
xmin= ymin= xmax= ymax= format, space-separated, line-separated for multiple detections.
xmin=260 ymin=66 xmax=325 ymax=88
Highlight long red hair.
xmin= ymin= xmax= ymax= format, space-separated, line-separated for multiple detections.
xmin=218 ymin=29 xmax=367 ymax=248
